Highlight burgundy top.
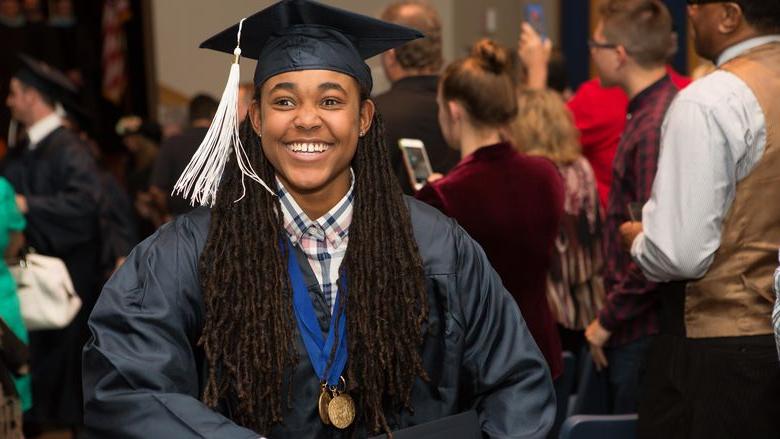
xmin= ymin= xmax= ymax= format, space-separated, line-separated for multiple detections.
xmin=416 ymin=142 xmax=565 ymax=378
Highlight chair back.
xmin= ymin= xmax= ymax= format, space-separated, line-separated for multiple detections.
xmin=551 ymin=351 xmax=577 ymax=437
xmin=558 ymin=414 xmax=638 ymax=439
xmin=570 ymin=347 xmax=610 ymax=415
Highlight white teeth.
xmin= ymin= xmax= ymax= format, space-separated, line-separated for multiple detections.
xmin=288 ymin=143 xmax=329 ymax=153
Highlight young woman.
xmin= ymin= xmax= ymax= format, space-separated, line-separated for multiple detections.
xmin=416 ymin=39 xmax=565 ymax=380
xmin=511 ymin=89 xmax=606 ymax=356
xmin=82 ymin=2 xmax=555 ymax=438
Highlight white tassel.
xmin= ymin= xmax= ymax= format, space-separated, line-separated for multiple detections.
xmin=172 ymin=18 xmax=276 ymax=207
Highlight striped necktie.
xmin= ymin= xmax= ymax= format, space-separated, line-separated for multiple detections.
xmin=774 ymin=249 xmax=780 ymax=360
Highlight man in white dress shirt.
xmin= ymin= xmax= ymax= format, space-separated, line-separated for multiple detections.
xmin=619 ymin=1 xmax=780 ymax=437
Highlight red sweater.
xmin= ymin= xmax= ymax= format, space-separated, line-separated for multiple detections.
xmin=416 ymin=142 xmax=565 ymax=379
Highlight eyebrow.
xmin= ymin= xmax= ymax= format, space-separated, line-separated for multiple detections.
xmin=318 ymin=82 xmax=347 ymax=94
xmin=268 ymin=81 xmax=348 ymax=94
xmin=269 ymin=82 xmax=296 ymax=93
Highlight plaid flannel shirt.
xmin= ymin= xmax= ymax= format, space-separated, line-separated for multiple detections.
xmin=278 ymin=173 xmax=354 ymax=313
xmin=599 ymin=76 xmax=679 ymax=347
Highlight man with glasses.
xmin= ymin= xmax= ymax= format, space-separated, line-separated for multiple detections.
xmin=581 ymin=0 xmax=679 ymax=415
xmin=620 ymin=1 xmax=780 ymax=437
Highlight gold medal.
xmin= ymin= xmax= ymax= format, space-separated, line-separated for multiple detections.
xmin=327 ymin=391 xmax=355 ymax=429
xmin=318 ymin=385 xmax=332 ymax=425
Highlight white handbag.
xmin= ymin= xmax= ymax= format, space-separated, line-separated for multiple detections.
xmin=10 ymin=250 xmax=82 ymax=331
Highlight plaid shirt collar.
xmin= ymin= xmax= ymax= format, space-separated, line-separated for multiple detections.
xmin=627 ymin=75 xmax=671 ymax=115
xmin=277 ymin=170 xmax=354 ymax=248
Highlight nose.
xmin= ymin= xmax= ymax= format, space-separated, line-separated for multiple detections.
xmin=293 ymin=102 xmax=322 ymax=131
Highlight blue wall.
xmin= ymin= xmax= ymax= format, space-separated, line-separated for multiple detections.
xmin=560 ymin=0 xmax=591 ymax=90
xmin=664 ymin=0 xmax=689 ymax=74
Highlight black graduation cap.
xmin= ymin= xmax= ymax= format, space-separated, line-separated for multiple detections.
xmin=174 ymin=0 xmax=424 ymax=207
xmin=199 ymin=0 xmax=424 ymax=93
xmin=14 ymin=54 xmax=77 ymax=105
xmin=60 ymin=94 xmax=95 ymax=134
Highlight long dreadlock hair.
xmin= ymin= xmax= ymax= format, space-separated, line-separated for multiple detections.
xmin=198 ymin=92 xmax=429 ymax=435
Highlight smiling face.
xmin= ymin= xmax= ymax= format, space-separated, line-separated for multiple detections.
xmin=249 ymin=70 xmax=374 ymax=205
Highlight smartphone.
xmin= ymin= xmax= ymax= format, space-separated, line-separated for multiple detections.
xmin=524 ymin=3 xmax=546 ymax=40
xmin=399 ymin=138 xmax=433 ymax=191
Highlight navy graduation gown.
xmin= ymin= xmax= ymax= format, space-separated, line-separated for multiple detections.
xmin=82 ymin=198 xmax=556 ymax=438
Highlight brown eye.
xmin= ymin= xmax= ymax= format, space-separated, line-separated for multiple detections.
xmin=322 ymin=98 xmax=342 ymax=107
xmin=274 ymin=98 xmax=295 ymax=107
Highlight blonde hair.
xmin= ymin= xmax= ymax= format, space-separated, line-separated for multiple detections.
xmin=511 ymin=89 xmax=581 ymax=165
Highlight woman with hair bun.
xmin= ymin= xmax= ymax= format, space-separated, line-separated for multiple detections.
xmin=416 ymin=39 xmax=565 ymax=379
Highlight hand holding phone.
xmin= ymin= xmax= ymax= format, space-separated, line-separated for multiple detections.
xmin=518 ymin=3 xmax=551 ymax=89
xmin=523 ymin=3 xmax=546 ymax=40
xmin=398 ymin=138 xmax=433 ymax=191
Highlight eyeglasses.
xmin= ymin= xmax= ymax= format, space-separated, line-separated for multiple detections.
xmin=588 ymin=39 xmax=619 ymax=50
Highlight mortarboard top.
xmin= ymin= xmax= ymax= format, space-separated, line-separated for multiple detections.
xmin=14 ymin=54 xmax=77 ymax=105
xmin=199 ymin=0 xmax=424 ymax=94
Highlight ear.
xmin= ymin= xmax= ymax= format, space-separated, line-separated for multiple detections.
xmin=382 ymin=49 xmax=398 ymax=68
xmin=248 ymin=99 xmax=262 ymax=136
xmin=447 ymin=100 xmax=462 ymax=122
xmin=718 ymin=2 xmax=742 ymax=34
xmin=359 ymin=99 xmax=375 ymax=136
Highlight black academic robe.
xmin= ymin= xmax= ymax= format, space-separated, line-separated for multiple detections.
xmin=0 ymin=126 xmax=102 ymax=426
xmin=149 ymin=126 xmax=209 ymax=216
xmin=97 ymin=171 xmax=138 ymax=278
xmin=82 ymin=198 xmax=556 ymax=438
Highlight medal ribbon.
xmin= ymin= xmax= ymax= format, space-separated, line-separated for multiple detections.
xmin=286 ymin=240 xmax=348 ymax=387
